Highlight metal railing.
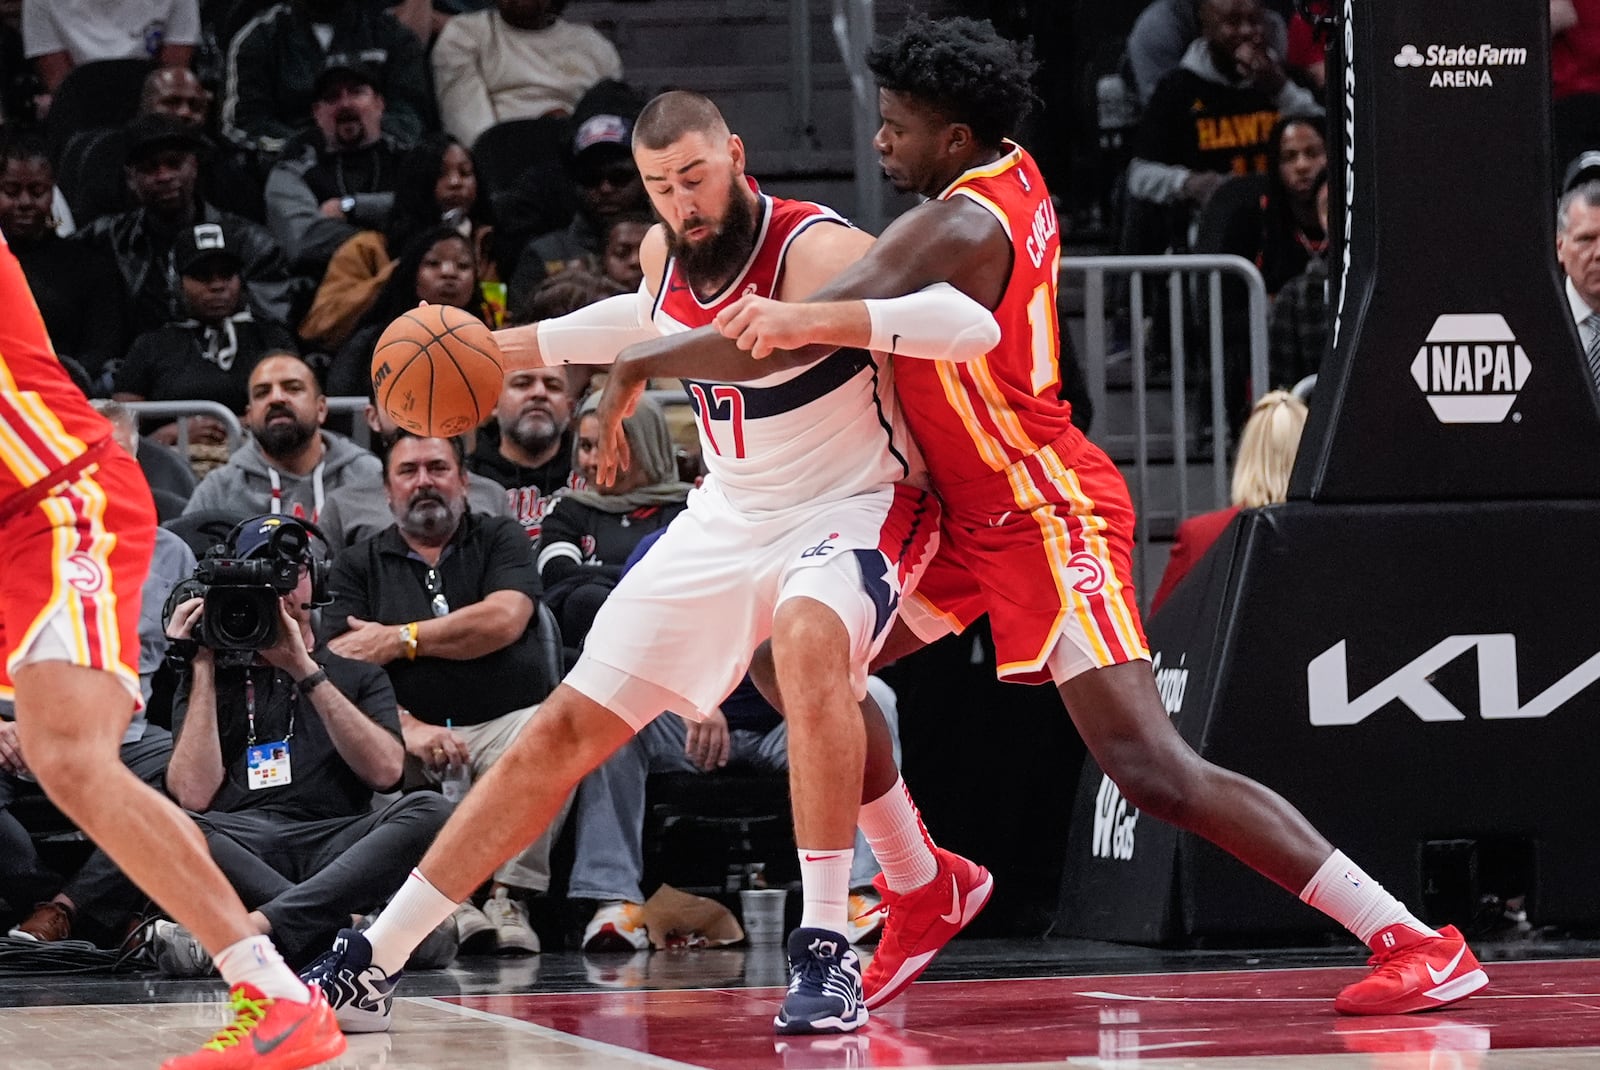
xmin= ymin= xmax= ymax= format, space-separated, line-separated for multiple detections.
xmin=127 ymin=396 xmax=375 ymax=453
xmin=124 ymin=400 xmax=244 ymax=454
xmin=1067 ymin=253 xmax=1270 ymax=599
xmin=832 ymin=0 xmax=882 ymax=233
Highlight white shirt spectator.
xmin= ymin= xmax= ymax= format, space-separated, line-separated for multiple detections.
xmin=22 ymin=0 xmax=199 ymax=64
xmin=432 ymin=7 xmax=622 ymax=147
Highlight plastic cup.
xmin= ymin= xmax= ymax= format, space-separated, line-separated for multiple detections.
xmin=739 ymin=888 xmax=788 ymax=946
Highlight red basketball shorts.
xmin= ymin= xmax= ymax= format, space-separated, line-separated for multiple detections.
xmin=0 ymin=446 xmax=155 ymax=705
xmin=902 ymin=435 xmax=1149 ymax=685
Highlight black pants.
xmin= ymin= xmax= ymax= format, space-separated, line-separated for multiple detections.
xmin=194 ymin=793 xmax=451 ymax=966
xmin=0 ymin=726 xmax=172 ymax=933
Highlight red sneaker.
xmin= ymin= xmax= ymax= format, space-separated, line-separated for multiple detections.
xmin=1334 ymin=924 xmax=1488 ymax=1015
xmin=161 ymin=984 xmax=347 ymax=1070
xmin=861 ymin=847 xmax=993 ymax=1009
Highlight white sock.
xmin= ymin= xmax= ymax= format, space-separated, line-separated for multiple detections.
xmin=364 ymin=869 xmax=459 ymax=976
xmin=857 ymin=777 xmax=940 ymax=893
xmin=1300 ymin=850 xmax=1438 ymax=948
xmin=215 ymin=935 xmax=310 ymax=1003
xmin=797 ymin=848 xmax=853 ymax=935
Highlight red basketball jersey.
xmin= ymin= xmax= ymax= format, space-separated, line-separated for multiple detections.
xmin=0 ymin=235 xmax=110 ymax=514
xmin=893 ymin=143 xmax=1082 ymax=498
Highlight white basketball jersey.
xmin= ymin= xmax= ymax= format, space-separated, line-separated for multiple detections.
xmin=651 ymin=188 xmax=924 ymax=515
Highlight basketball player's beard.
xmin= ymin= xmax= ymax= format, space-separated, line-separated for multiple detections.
xmin=667 ymin=192 xmax=757 ymax=290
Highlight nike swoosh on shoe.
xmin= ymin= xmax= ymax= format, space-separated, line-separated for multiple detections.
xmin=252 ymin=1011 xmax=306 ymax=1055
xmin=1426 ymin=945 xmax=1467 ymax=986
xmin=938 ymin=876 xmax=961 ymax=924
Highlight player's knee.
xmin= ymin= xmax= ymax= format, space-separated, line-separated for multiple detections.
xmin=25 ymin=740 xmax=119 ymax=805
xmin=515 ymin=689 xmax=636 ymax=779
xmin=771 ymin=598 xmax=852 ymax=671
xmin=1096 ymin=741 xmax=1200 ymax=826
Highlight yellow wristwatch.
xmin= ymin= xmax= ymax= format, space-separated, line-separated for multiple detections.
xmin=399 ymin=622 xmax=419 ymax=660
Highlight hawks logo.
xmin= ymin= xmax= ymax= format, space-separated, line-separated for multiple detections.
xmin=63 ymin=552 xmax=106 ymax=595
xmin=1063 ymin=551 xmax=1107 ymax=595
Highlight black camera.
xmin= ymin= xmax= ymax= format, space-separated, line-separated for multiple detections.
xmin=165 ymin=518 xmax=329 ymax=654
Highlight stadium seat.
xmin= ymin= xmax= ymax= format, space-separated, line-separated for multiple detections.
xmin=45 ymin=59 xmax=155 ymax=165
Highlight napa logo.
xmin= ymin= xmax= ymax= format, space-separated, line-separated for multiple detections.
xmin=1409 ymin=314 xmax=1531 ymax=424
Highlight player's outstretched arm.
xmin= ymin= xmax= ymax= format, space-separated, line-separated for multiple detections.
xmin=712 ymin=197 xmax=1009 ymax=356
xmin=716 ymin=283 xmax=999 ymax=362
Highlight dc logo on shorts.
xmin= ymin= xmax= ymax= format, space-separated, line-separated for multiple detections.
xmin=63 ymin=552 xmax=107 ymax=595
xmin=1064 ymin=552 xmax=1107 ymax=595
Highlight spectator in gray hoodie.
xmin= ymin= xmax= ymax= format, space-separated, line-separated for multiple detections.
xmin=1126 ymin=0 xmax=1317 ymax=212
xmin=1127 ymin=0 xmax=1289 ymax=105
xmin=184 ymin=353 xmax=382 ymax=524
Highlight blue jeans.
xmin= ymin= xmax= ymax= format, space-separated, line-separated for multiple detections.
xmin=567 ymin=678 xmax=900 ymax=903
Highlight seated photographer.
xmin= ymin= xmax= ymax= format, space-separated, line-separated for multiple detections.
xmin=321 ymin=434 xmax=563 ymax=955
xmin=3 ymin=526 xmax=196 ymax=945
xmin=157 ymin=515 xmax=452 ymax=973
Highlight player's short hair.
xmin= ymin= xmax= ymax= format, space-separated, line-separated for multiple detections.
xmin=1558 ymin=180 xmax=1600 ymax=235
xmin=632 ymin=91 xmax=730 ymax=152
xmin=866 ymin=16 xmax=1038 ymax=148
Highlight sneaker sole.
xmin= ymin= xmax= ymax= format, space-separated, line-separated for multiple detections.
xmin=864 ymin=868 xmax=994 ymax=1010
xmin=333 ymin=1007 xmax=395 ymax=1035
xmin=267 ymin=1028 xmax=348 ymax=1070
xmin=1335 ymin=967 xmax=1489 ymax=1015
xmin=773 ymin=1006 xmax=869 ymax=1035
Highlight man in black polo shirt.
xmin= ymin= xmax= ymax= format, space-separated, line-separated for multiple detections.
xmin=322 ymin=434 xmax=561 ymax=955
xmin=159 ymin=515 xmax=451 ymax=971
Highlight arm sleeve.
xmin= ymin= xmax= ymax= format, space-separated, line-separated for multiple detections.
xmin=864 ymin=282 xmax=1001 ymax=362
xmin=535 ymin=287 xmax=660 ymax=366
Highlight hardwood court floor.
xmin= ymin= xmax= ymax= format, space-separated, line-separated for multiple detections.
xmin=2 ymin=936 xmax=1597 ymax=1068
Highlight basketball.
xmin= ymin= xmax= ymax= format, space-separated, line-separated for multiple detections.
xmin=371 ymin=304 xmax=504 ymax=438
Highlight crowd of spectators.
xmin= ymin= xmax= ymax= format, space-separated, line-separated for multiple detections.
xmin=0 ymin=0 xmax=868 ymax=972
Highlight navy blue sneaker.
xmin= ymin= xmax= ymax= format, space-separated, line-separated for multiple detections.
xmin=300 ymin=927 xmax=400 ymax=1034
xmin=774 ymin=927 xmax=868 ymax=1035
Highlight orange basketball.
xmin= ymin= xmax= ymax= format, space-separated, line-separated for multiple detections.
xmin=371 ymin=304 xmax=504 ymax=438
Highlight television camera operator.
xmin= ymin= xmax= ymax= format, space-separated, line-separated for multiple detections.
xmin=156 ymin=515 xmax=452 ymax=972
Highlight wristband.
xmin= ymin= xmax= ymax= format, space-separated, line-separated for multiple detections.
xmin=295 ymin=668 xmax=329 ymax=695
xmin=400 ymin=622 xmax=419 ymax=660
